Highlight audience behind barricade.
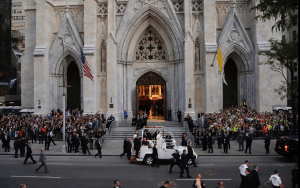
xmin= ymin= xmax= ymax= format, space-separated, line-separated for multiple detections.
xmin=0 ymin=108 xmax=112 ymax=150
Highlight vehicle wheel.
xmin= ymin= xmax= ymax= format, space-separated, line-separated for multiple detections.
xmin=145 ymin=155 xmax=153 ymax=165
xmin=188 ymin=159 xmax=192 ymax=165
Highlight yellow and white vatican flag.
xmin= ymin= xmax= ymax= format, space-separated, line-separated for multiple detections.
xmin=216 ymin=46 xmax=228 ymax=86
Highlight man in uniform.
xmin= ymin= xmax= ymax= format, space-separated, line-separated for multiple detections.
xmin=24 ymin=142 xmax=37 ymax=164
xmin=269 ymin=170 xmax=283 ymax=188
xmin=169 ymin=149 xmax=181 ymax=173
xmin=180 ymin=149 xmax=191 ymax=178
xmin=239 ymin=160 xmax=250 ymax=188
xmin=188 ymin=141 xmax=197 ymax=167
xmin=264 ymin=133 xmax=271 ymax=154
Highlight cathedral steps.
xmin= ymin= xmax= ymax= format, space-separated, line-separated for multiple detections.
xmin=108 ymin=121 xmax=186 ymax=141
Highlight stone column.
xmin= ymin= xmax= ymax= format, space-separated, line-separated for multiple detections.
xmin=127 ymin=63 xmax=133 ymax=119
xmin=203 ymin=0 xmax=218 ymax=113
xmin=183 ymin=0 xmax=196 ymax=119
xmin=33 ymin=1 xmax=53 ymax=115
xmin=106 ymin=0 xmax=118 ymax=119
xmin=22 ymin=0 xmax=36 ymax=109
xmin=83 ymin=0 xmax=97 ymax=114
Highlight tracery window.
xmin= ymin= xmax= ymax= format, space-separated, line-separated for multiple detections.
xmin=135 ymin=29 xmax=166 ymax=61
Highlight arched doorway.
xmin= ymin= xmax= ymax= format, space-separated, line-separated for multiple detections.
xmin=136 ymin=71 xmax=166 ymax=120
xmin=223 ymin=58 xmax=238 ymax=108
xmin=67 ymin=62 xmax=81 ymax=110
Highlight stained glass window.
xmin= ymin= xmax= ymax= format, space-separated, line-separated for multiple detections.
xmin=136 ymin=28 xmax=166 ymax=61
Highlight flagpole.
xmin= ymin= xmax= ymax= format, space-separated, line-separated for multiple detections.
xmin=210 ymin=41 xmax=220 ymax=67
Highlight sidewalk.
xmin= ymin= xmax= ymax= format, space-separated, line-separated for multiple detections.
xmin=0 ymin=138 xmax=278 ymax=157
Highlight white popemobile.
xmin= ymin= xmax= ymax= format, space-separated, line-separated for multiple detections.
xmin=132 ymin=126 xmax=198 ymax=165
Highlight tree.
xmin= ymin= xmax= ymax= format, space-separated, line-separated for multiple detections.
xmin=264 ymin=39 xmax=298 ymax=135
xmin=250 ymin=0 xmax=298 ymax=32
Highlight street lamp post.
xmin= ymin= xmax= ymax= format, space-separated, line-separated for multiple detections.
xmin=58 ymin=36 xmax=71 ymax=153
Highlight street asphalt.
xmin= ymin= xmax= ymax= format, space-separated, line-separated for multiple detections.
xmin=0 ymin=155 xmax=296 ymax=188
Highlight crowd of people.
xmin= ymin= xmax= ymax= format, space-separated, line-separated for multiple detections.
xmin=0 ymin=108 xmax=114 ymax=156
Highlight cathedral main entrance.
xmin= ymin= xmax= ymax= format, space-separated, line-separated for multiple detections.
xmin=223 ymin=58 xmax=238 ymax=108
xmin=67 ymin=62 xmax=81 ymax=111
xmin=136 ymin=72 xmax=166 ymax=120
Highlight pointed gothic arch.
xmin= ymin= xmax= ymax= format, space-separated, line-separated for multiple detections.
xmin=116 ymin=5 xmax=184 ymax=62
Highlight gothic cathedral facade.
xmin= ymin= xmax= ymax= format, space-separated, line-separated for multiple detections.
xmin=21 ymin=0 xmax=286 ymax=121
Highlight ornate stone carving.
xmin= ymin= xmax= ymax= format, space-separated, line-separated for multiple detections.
xmin=173 ymin=2 xmax=184 ymax=12
xmin=117 ymin=3 xmax=127 ymax=14
xmin=191 ymin=1 xmax=202 ymax=12
xmin=133 ymin=0 xmax=166 ymax=12
xmin=227 ymin=23 xmax=243 ymax=44
xmin=97 ymin=3 xmax=108 ymax=15
xmin=135 ymin=28 xmax=166 ymax=61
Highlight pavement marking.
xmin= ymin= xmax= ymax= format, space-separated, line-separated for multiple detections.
xmin=175 ymin=179 xmax=232 ymax=181
xmin=198 ymin=164 xmax=214 ymax=166
xmin=11 ymin=176 xmax=61 ymax=179
xmin=47 ymin=163 xmax=73 ymax=165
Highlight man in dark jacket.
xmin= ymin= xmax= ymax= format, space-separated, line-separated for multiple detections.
xmin=44 ymin=132 xmax=50 ymax=150
xmin=126 ymin=138 xmax=132 ymax=160
xmin=250 ymin=165 xmax=261 ymax=188
xmin=245 ymin=135 xmax=252 ymax=154
xmin=202 ymin=132 xmax=207 ymax=151
xmin=67 ymin=134 xmax=73 ymax=153
xmin=24 ymin=142 xmax=37 ymax=164
xmin=223 ymin=132 xmax=229 ymax=154
xmin=120 ymin=137 xmax=128 ymax=158
xmin=169 ymin=149 xmax=181 ymax=173
xmin=264 ymin=133 xmax=270 ymax=154
xmin=19 ymin=136 xmax=26 ymax=157
xmin=208 ymin=132 xmax=213 ymax=153
xmin=95 ymin=138 xmax=102 ymax=158
xmin=14 ymin=138 xmax=20 ymax=158
xmin=237 ymin=133 xmax=245 ymax=151
xmin=134 ymin=134 xmax=141 ymax=158
xmin=2 ymin=133 xmax=10 ymax=152
xmin=181 ymin=134 xmax=187 ymax=146
xmin=188 ymin=141 xmax=197 ymax=167
xmin=292 ymin=163 xmax=298 ymax=188
xmin=152 ymin=144 xmax=159 ymax=167
xmin=180 ymin=149 xmax=191 ymax=178
xmin=244 ymin=168 xmax=255 ymax=188
xmin=73 ymin=134 xmax=79 ymax=153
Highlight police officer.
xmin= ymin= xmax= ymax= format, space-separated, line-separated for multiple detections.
xmin=269 ymin=170 xmax=283 ymax=188
xmin=169 ymin=149 xmax=181 ymax=173
xmin=239 ymin=160 xmax=250 ymax=188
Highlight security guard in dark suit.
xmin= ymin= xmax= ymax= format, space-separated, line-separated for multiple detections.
xmin=169 ymin=149 xmax=181 ymax=173
xmin=180 ymin=149 xmax=191 ymax=178
xmin=152 ymin=144 xmax=159 ymax=167
xmin=24 ymin=142 xmax=37 ymax=164
xmin=188 ymin=141 xmax=197 ymax=167
xmin=95 ymin=139 xmax=102 ymax=158
xmin=14 ymin=138 xmax=20 ymax=158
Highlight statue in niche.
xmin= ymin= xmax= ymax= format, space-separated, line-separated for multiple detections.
xmin=101 ymin=40 xmax=106 ymax=72
xmin=195 ymin=37 xmax=201 ymax=71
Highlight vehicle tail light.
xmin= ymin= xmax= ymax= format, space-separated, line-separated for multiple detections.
xmin=285 ymin=145 xmax=288 ymax=152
